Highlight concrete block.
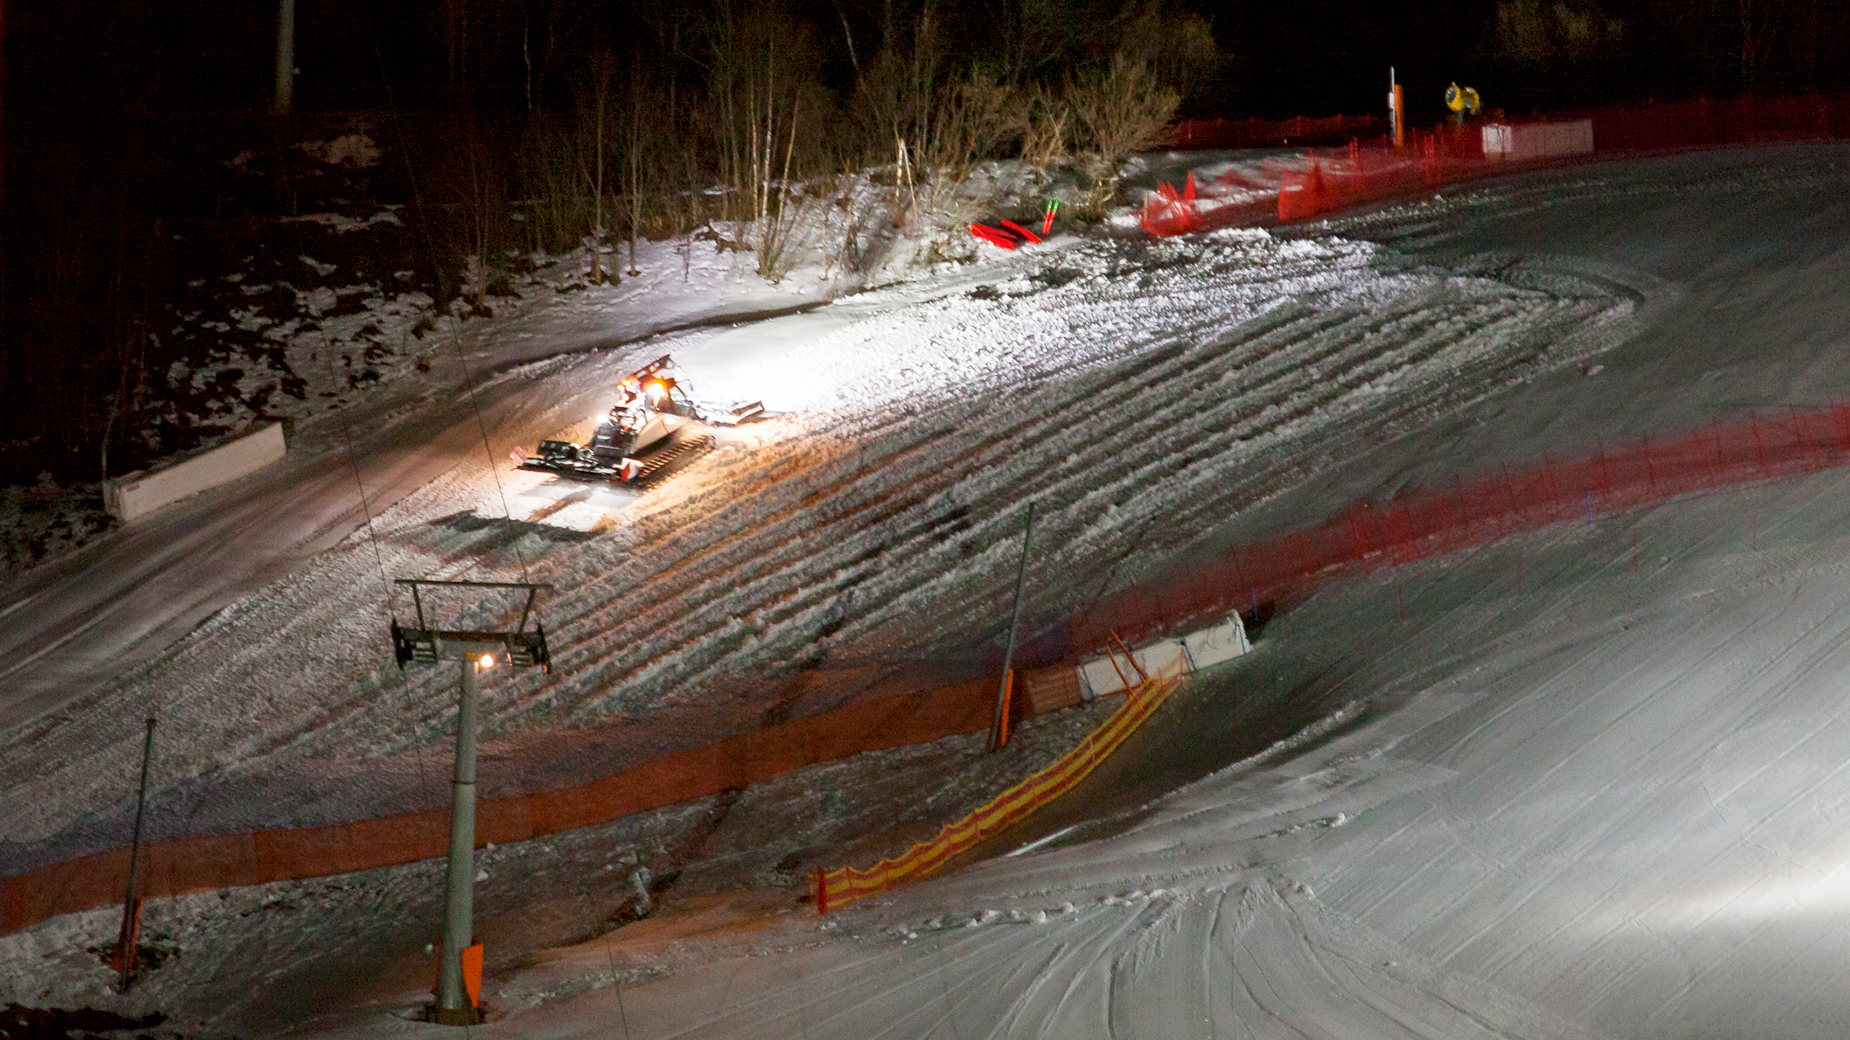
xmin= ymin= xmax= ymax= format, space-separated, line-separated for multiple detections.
xmin=1482 ymin=119 xmax=1593 ymax=160
xmin=1077 ymin=638 xmax=1192 ymax=699
xmin=1182 ymin=612 xmax=1251 ymax=672
xmin=105 ymin=422 xmax=285 ymax=523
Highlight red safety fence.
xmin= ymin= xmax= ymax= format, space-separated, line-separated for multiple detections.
xmin=1584 ymin=93 xmax=1850 ymax=150
xmin=1141 ymin=92 xmax=1850 ymax=236
xmin=1069 ymin=405 xmax=1850 ymax=655
xmin=0 ymin=666 xmax=1085 ymax=939
xmin=17 ymin=405 xmax=1850 ymax=938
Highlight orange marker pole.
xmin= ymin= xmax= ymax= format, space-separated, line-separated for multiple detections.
xmin=992 ymin=670 xmax=1015 ymax=750
xmin=991 ymin=503 xmax=1035 ymax=750
xmin=1109 ymin=629 xmax=1149 ymax=684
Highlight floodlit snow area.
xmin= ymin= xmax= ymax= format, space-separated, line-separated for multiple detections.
xmin=0 ymin=187 xmax=1637 ymax=854
xmin=4 ymin=144 xmax=1850 ymax=1036
xmin=473 ymin=468 xmax=1850 ymax=1040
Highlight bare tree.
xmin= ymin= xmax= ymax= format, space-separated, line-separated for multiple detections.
xmin=1065 ymin=55 xmax=1178 ymax=201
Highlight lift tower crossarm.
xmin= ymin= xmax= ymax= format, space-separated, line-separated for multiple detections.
xmin=391 ymin=579 xmax=555 ymax=674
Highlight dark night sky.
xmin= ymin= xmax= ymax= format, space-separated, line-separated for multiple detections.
xmin=3 ymin=0 xmax=1847 ymax=475
xmin=14 ymin=1 xmax=1843 ymax=125
xmin=0 ymin=2 xmax=1485 ymax=119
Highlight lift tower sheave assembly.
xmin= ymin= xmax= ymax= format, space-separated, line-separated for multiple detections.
xmin=389 ymin=578 xmax=554 ymax=1026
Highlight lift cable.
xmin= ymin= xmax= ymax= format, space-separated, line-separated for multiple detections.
xmin=272 ymin=109 xmax=396 ymax=619
xmin=318 ymin=323 xmax=396 ymax=614
xmin=366 ymin=25 xmax=534 ymax=596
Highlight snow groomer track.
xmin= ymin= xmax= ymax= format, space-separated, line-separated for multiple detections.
xmin=0 ymin=227 xmax=1646 ymax=872
xmin=489 ymin=243 xmax=1641 ymax=734
xmin=12 ymin=144 xmax=1850 ymax=1037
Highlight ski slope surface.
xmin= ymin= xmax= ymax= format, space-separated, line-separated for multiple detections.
xmin=4 ymin=144 xmax=1850 ymax=1037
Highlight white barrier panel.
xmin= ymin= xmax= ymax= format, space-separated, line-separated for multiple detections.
xmin=1482 ymin=119 xmax=1593 ymax=160
xmin=1077 ymin=638 xmax=1192 ymax=699
xmin=105 ymin=422 xmax=286 ymax=523
xmin=1075 ymin=612 xmax=1253 ymax=699
xmin=1182 ymin=612 xmax=1251 ymax=671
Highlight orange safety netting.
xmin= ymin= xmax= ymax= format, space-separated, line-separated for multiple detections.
xmin=810 ymin=674 xmax=1183 ymax=910
xmin=1142 ymin=93 xmax=1850 ymax=239
xmin=1071 ymin=405 xmax=1850 ymax=655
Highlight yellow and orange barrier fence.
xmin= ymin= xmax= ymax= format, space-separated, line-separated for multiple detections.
xmin=810 ymin=674 xmax=1184 ymax=911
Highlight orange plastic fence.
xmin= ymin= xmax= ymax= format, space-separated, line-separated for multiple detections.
xmin=810 ymin=675 xmax=1183 ymax=910
xmin=1142 ymin=93 xmax=1850 ymax=237
xmin=1072 ymin=405 xmax=1850 ymax=654
xmin=0 ymin=672 xmax=1037 ymax=937
xmin=15 ymin=404 xmax=1849 ymax=936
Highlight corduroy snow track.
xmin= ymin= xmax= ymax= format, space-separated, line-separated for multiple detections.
xmin=0 ymin=223 xmax=1648 ymax=865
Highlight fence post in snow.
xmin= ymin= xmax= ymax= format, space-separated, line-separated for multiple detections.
xmin=1595 ymin=434 xmax=1614 ymax=501
xmin=1542 ymin=454 xmax=1564 ymax=515
xmin=991 ymin=502 xmax=1035 ymax=753
xmin=114 ymin=716 xmax=156 ymax=993
xmin=1791 ymin=405 xmax=1820 ymax=470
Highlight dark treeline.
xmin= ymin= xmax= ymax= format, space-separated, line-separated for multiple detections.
xmin=1217 ymin=0 xmax=1850 ymax=119
xmin=3 ymin=0 xmax=1849 ymax=486
xmin=0 ymin=0 xmax=1215 ymax=483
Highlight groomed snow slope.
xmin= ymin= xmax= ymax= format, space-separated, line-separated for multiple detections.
xmin=1 ymin=194 xmax=1638 ymax=867
xmin=460 ymin=470 xmax=1850 ymax=1040
xmin=273 ymin=144 xmax=1850 ymax=1038
xmin=5 ymin=144 xmax=1850 ymax=1038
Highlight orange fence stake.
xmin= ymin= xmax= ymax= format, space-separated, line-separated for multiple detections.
xmin=1108 ymin=630 xmax=1148 ymax=683
xmin=991 ymin=670 xmax=1015 ymax=751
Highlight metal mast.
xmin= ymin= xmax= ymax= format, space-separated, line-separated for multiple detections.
xmin=390 ymin=579 xmax=553 ymax=1025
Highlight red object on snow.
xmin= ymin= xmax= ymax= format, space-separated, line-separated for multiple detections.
xmin=998 ymin=219 xmax=1042 ymax=244
xmin=969 ymin=223 xmax=1020 ymax=249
